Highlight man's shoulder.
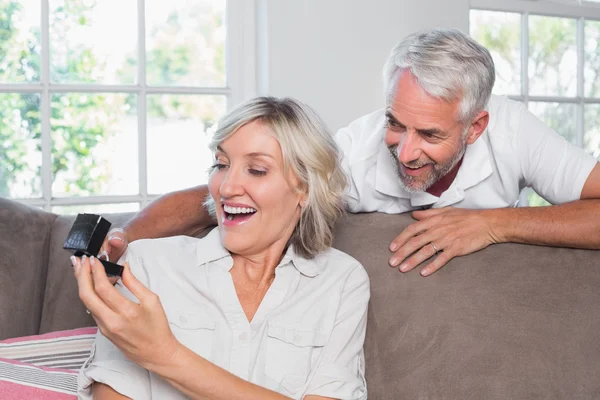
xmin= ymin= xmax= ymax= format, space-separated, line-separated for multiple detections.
xmin=336 ymin=109 xmax=386 ymax=142
xmin=486 ymin=94 xmax=528 ymax=141
xmin=335 ymin=109 xmax=386 ymax=163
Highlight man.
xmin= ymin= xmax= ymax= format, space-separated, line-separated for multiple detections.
xmin=103 ymin=28 xmax=600 ymax=276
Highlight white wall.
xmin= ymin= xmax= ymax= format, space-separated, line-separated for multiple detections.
xmin=259 ymin=0 xmax=469 ymax=132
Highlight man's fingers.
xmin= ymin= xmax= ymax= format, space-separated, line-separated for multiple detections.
xmin=389 ymin=219 xmax=436 ymax=252
xmin=420 ymin=250 xmax=455 ymax=276
xmin=396 ymin=243 xmax=438 ymax=272
xmin=102 ymin=228 xmax=128 ymax=262
xmin=390 ymin=230 xmax=437 ymax=267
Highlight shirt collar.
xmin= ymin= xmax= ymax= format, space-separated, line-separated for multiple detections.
xmin=196 ymin=228 xmax=322 ymax=277
xmin=453 ymin=134 xmax=492 ymax=191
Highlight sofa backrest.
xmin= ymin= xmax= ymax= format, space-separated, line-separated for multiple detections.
xmin=2 ymin=200 xmax=600 ymax=398
xmin=333 ymin=212 xmax=600 ymax=399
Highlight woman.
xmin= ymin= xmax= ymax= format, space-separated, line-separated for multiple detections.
xmin=73 ymin=97 xmax=370 ymax=400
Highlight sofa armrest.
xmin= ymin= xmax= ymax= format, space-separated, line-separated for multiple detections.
xmin=0 ymin=199 xmax=57 ymax=340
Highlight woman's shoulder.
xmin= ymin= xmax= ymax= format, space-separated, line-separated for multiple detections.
xmin=310 ymin=247 xmax=369 ymax=283
xmin=127 ymin=235 xmax=203 ymax=255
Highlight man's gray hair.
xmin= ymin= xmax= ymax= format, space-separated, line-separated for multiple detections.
xmin=204 ymin=96 xmax=347 ymax=259
xmin=383 ymin=28 xmax=495 ymax=123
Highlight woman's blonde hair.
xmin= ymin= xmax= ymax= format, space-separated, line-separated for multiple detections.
xmin=204 ymin=96 xmax=347 ymax=259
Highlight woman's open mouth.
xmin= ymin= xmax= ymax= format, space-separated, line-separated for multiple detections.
xmin=222 ymin=205 xmax=257 ymax=226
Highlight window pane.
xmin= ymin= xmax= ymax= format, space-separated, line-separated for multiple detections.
xmin=0 ymin=93 xmax=41 ymax=198
xmin=527 ymin=190 xmax=551 ymax=207
xmin=0 ymin=0 xmax=41 ymax=82
xmin=51 ymin=93 xmax=138 ymax=197
xmin=528 ymin=102 xmax=577 ymax=144
xmin=49 ymin=0 xmax=137 ymax=84
xmin=529 ymin=16 xmax=577 ymax=97
xmin=147 ymin=95 xmax=226 ymax=194
xmin=470 ymin=10 xmax=521 ymax=95
xmin=584 ymin=105 xmax=600 ymax=160
xmin=52 ymin=202 xmax=140 ymax=215
xmin=585 ymin=21 xmax=600 ymax=98
xmin=146 ymin=0 xmax=226 ymax=87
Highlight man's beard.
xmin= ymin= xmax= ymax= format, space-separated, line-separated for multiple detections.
xmin=388 ymin=141 xmax=467 ymax=193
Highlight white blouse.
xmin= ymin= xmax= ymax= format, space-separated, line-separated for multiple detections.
xmin=78 ymin=229 xmax=370 ymax=400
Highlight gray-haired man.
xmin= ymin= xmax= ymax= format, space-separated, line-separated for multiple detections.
xmin=102 ymin=28 xmax=600 ymax=276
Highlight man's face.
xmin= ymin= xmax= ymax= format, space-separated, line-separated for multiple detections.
xmin=384 ymin=70 xmax=468 ymax=192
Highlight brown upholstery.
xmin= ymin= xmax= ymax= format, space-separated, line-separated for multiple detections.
xmin=1 ymin=197 xmax=599 ymax=398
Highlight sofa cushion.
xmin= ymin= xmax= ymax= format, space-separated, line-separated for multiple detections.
xmin=39 ymin=214 xmax=131 ymax=334
xmin=0 ymin=327 xmax=97 ymax=370
xmin=0 ymin=199 xmax=57 ymax=340
xmin=0 ymin=327 xmax=97 ymax=399
xmin=0 ymin=358 xmax=78 ymax=399
xmin=332 ymin=212 xmax=600 ymax=400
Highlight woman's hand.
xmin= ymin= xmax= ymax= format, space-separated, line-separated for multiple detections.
xmin=72 ymin=255 xmax=181 ymax=372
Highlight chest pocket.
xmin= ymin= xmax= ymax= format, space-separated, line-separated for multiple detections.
xmin=165 ymin=306 xmax=216 ymax=362
xmin=264 ymin=322 xmax=327 ymax=396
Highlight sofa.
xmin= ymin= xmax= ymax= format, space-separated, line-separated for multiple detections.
xmin=1 ymin=196 xmax=600 ymax=399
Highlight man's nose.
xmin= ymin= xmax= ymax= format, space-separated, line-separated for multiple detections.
xmin=397 ymin=131 xmax=422 ymax=164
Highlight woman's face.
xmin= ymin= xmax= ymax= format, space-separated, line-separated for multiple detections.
xmin=208 ymin=121 xmax=305 ymax=257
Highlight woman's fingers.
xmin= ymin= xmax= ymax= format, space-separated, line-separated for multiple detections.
xmin=89 ymin=257 xmax=136 ymax=314
xmin=73 ymin=256 xmax=116 ymax=320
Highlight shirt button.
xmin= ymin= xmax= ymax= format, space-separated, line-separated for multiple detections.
xmin=239 ymin=332 xmax=248 ymax=341
xmin=179 ymin=316 xmax=188 ymax=324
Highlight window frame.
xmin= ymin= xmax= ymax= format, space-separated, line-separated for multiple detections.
xmin=470 ymin=0 xmax=600 ymax=204
xmin=0 ymin=0 xmax=257 ymax=212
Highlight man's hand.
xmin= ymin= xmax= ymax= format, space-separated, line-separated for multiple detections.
xmin=388 ymin=207 xmax=502 ymax=276
xmin=98 ymin=228 xmax=129 ymax=285
xmin=98 ymin=228 xmax=129 ymax=263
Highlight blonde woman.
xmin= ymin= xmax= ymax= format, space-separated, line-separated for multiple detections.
xmin=73 ymin=97 xmax=370 ymax=400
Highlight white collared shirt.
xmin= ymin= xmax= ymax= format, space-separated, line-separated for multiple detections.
xmin=335 ymin=95 xmax=598 ymax=213
xmin=78 ymin=229 xmax=369 ymax=400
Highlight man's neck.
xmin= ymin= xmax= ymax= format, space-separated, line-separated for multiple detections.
xmin=426 ymin=157 xmax=464 ymax=197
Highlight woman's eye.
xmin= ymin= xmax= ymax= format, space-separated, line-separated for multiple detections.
xmin=211 ymin=162 xmax=228 ymax=170
xmin=249 ymin=169 xmax=267 ymax=176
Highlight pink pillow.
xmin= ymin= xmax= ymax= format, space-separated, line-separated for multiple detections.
xmin=0 ymin=327 xmax=97 ymax=399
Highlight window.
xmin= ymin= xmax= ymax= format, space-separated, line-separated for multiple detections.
xmin=470 ymin=0 xmax=600 ymax=206
xmin=0 ymin=0 xmax=254 ymax=214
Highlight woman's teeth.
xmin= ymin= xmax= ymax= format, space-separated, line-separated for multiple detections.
xmin=223 ymin=205 xmax=257 ymax=214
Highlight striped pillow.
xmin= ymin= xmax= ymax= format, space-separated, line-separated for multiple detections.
xmin=0 ymin=327 xmax=97 ymax=399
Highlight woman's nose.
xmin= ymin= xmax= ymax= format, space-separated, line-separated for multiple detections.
xmin=219 ymin=169 xmax=244 ymax=198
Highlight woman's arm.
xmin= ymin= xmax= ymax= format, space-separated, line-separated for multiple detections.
xmin=93 ymin=382 xmax=130 ymax=399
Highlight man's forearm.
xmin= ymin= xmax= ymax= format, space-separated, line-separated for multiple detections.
xmin=124 ymin=185 xmax=216 ymax=242
xmin=491 ymin=199 xmax=600 ymax=249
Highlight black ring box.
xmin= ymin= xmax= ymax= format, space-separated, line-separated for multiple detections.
xmin=63 ymin=213 xmax=124 ymax=277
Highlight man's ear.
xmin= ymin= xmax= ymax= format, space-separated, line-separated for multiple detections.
xmin=465 ymin=111 xmax=489 ymax=145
